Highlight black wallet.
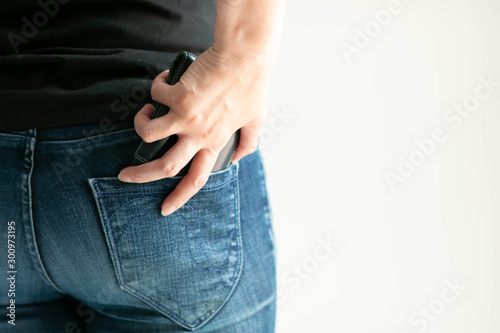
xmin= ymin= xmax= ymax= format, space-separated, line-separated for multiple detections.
xmin=132 ymin=51 xmax=240 ymax=176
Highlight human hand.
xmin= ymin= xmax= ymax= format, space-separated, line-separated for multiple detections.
xmin=117 ymin=46 xmax=273 ymax=216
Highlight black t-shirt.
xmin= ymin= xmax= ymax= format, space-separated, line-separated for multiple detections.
xmin=0 ymin=0 xmax=215 ymax=130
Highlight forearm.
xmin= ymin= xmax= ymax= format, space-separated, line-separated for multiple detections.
xmin=213 ymin=0 xmax=286 ymax=67
xmin=122 ymin=0 xmax=286 ymax=214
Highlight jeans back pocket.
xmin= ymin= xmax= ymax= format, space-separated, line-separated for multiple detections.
xmin=88 ymin=164 xmax=243 ymax=330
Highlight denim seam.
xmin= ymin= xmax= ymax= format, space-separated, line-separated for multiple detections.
xmin=181 ymin=202 xmax=237 ymax=272
xmin=21 ymin=135 xmax=65 ymax=294
xmin=178 ymin=205 xmax=232 ymax=273
xmin=36 ymin=131 xmax=138 ymax=149
xmin=0 ymin=136 xmax=31 ymax=143
xmin=114 ymin=199 xmax=161 ymax=246
xmin=89 ymin=180 xmax=130 ymax=302
xmin=257 ymin=151 xmax=276 ymax=254
xmin=104 ymin=196 xmax=159 ymax=229
xmin=186 ymin=201 xmax=234 ymax=264
xmin=38 ymin=126 xmax=136 ymax=143
xmin=94 ymin=176 xmax=237 ymax=197
xmin=202 ymin=171 xmax=245 ymax=326
xmin=198 ymin=176 xmax=237 ymax=191
xmin=91 ymin=165 xmax=237 ymax=195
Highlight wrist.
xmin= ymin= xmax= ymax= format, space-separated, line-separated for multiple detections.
xmin=214 ymin=0 xmax=284 ymax=68
xmin=211 ymin=41 xmax=277 ymax=70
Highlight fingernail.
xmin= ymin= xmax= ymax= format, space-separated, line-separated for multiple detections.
xmin=118 ymin=173 xmax=132 ymax=182
xmin=161 ymin=204 xmax=176 ymax=216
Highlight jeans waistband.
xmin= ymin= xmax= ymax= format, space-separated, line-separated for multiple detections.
xmin=0 ymin=120 xmax=135 ymax=142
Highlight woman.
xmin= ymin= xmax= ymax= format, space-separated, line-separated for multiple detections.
xmin=0 ymin=0 xmax=285 ymax=331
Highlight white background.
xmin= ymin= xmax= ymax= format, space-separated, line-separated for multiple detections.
xmin=261 ymin=0 xmax=500 ymax=332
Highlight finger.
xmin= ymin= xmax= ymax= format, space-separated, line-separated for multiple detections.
xmin=160 ymin=148 xmax=218 ymax=216
xmin=150 ymin=69 xmax=184 ymax=108
xmin=157 ymin=69 xmax=170 ymax=80
xmin=134 ymin=103 xmax=182 ymax=143
xmin=231 ymin=125 xmax=260 ymax=163
xmin=118 ymin=138 xmax=198 ymax=182
xmin=133 ymin=103 xmax=155 ymax=133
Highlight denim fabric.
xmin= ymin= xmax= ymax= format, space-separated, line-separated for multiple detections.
xmin=0 ymin=121 xmax=276 ymax=332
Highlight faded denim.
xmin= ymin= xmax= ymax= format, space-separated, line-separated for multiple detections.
xmin=0 ymin=121 xmax=276 ymax=332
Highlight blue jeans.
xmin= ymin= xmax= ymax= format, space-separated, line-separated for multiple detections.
xmin=0 ymin=121 xmax=276 ymax=332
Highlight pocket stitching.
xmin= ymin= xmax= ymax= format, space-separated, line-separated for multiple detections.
xmin=115 ymin=199 xmax=161 ymax=246
xmin=92 ymin=164 xmax=238 ymax=196
xmin=94 ymin=177 xmax=236 ymax=197
xmin=198 ymin=176 xmax=237 ymax=191
xmin=104 ymin=196 xmax=158 ymax=226
xmin=89 ymin=170 xmax=244 ymax=330
xmin=181 ymin=202 xmax=238 ymax=273
xmin=109 ymin=204 xmax=243 ymax=329
xmin=115 ymin=247 xmax=242 ymax=328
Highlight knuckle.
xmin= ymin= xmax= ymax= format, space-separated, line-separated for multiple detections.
xmin=199 ymin=123 xmax=216 ymax=140
xmin=186 ymin=112 xmax=202 ymax=125
xmin=204 ymin=146 xmax=219 ymax=158
xmin=150 ymin=80 xmax=162 ymax=102
xmin=173 ymin=90 xmax=188 ymax=107
xmin=161 ymin=163 xmax=179 ymax=177
xmin=192 ymin=173 xmax=209 ymax=189
xmin=173 ymin=101 xmax=195 ymax=123
xmin=172 ymin=82 xmax=192 ymax=109
xmin=133 ymin=114 xmax=142 ymax=130
xmin=138 ymin=127 xmax=156 ymax=143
